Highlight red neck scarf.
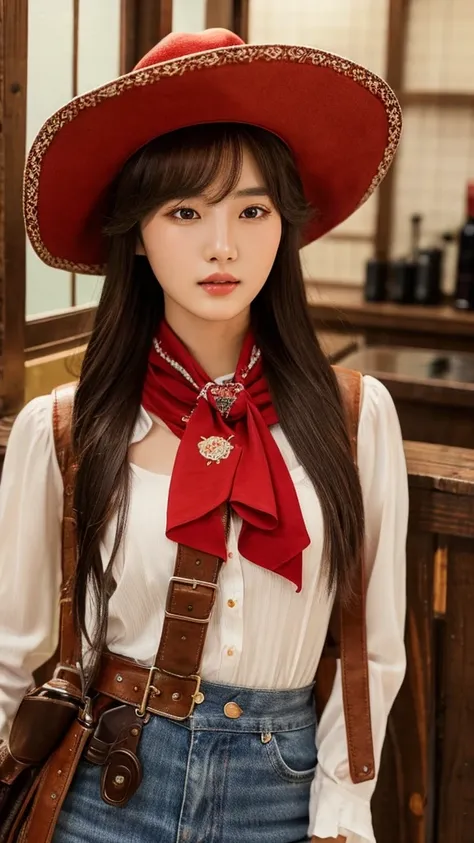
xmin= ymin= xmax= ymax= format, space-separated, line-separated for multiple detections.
xmin=142 ymin=321 xmax=310 ymax=591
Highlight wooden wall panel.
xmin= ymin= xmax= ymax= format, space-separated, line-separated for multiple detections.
xmin=436 ymin=536 xmax=474 ymax=842
xmin=372 ymin=528 xmax=436 ymax=843
xmin=0 ymin=0 xmax=27 ymax=416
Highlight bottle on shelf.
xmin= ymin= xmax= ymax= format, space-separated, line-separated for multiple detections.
xmin=440 ymin=232 xmax=456 ymax=297
xmin=454 ymin=182 xmax=474 ymax=310
xmin=387 ymin=213 xmax=421 ymax=304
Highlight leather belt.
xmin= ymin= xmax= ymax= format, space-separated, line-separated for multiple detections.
xmin=93 ymin=534 xmax=227 ymax=722
xmin=94 ymin=652 xmax=205 ymax=720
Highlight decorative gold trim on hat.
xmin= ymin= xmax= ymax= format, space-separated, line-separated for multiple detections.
xmin=23 ymin=44 xmax=402 ymax=275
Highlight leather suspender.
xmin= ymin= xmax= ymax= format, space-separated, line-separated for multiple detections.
xmin=95 ymin=540 xmax=227 ymax=721
xmin=334 ymin=367 xmax=375 ymax=783
xmin=52 ymin=369 xmax=375 ymax=784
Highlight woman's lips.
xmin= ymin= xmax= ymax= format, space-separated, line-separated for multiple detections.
xmin=198 ymin=274 xmax=240 ymax=296
xmin=198 ymin=281 xmax=240 ymax=296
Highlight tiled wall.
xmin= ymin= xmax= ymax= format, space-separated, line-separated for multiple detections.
xmin=392 ymin=0 xmax=474 ymax=293
xmin=249 ymin=0 xmax=474 ymax=288
xmin=404 ymin=0 xmax=474 ymax=93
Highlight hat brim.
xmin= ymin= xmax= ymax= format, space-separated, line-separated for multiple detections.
xmin=23 ymin=43 xmax=402 ymax=275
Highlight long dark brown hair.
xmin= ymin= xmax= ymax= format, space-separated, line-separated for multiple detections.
xmin=72 ymin=122 xmax=364 ymax=685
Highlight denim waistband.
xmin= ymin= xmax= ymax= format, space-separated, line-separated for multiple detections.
xmin=182 ymin=679 xmax=316 ymax=733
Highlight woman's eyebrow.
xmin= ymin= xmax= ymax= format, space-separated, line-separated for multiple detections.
xmin=232 ymin=187 xmax=269 ymax=198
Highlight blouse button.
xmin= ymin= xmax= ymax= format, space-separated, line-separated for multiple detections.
xmin=227 ymin=647 xmax=234 ymax=657
xmin=228 ymin=551 xmax=234 ymax=559
xmin=227 ymin=599 xmax=236 ymax=608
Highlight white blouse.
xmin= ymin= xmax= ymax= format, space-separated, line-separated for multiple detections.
xmin=0 ymin=374 xmax=408 ymax=843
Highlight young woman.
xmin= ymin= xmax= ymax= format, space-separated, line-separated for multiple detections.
xmin=0 ymin=28 xmax=407 ymax=843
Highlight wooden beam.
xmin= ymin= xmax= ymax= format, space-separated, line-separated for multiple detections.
xmin=325 ymin=232 xmax=374 ymax=243
xmin=25 ymin=305 xmax=96 ymax=358
xmin=0 ymin=0 xmax=27 ymax=415
xmin=374 ymin=0 xmax=410 ymax=262
xmin=401 ymin=91 xmax=474 ymax=108
xmin=120 ymin=0 xmax=173 ymax=74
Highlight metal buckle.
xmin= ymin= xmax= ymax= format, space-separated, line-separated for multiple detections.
xmin=136 ymin=666 xmax=203 ymax=719
xmin=165 ymin=576 xmax=218 ymax=625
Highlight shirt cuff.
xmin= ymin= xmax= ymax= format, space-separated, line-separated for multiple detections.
xmin=308 ymin=769 xmax=375 ymax=843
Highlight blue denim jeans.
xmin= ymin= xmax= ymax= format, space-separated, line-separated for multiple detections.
xmin=53 ymin=679 xmax=317 ymax=843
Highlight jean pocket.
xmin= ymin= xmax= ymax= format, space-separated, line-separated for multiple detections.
xmin=261 ymin=723 xmax=317 ymax=783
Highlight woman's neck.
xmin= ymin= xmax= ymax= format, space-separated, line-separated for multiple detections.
xmin=164 ymin=305 xmax=250 ymax=381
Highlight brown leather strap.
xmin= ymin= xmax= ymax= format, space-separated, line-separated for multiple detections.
xmin=52 ymin=383 xmax=81 ymax=669
xmin=18 ymin=719 xmax=93 ymax=843
xmin=95 ymin=539 xmax=226 ymax=720
xmin=333 ymin=367 xmax=375 ymax=782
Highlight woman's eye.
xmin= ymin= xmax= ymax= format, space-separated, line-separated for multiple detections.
xmin=241 ymin=206 xmax=269 ymax=219
xmin=171 ymin=207 xmax=198 ymax=220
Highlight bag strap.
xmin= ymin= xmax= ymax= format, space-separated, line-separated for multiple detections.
xmin=52 ymin=383 xmax=81 ymax=669
xmin=331 ymin=366 xmax=375 ymax=783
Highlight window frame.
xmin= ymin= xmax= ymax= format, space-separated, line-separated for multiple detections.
xmin=19 ymin=0 xmax=250 ymax=364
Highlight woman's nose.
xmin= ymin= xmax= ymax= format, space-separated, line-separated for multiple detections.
xmin=203 ymin=214 xmax=238 ymax=263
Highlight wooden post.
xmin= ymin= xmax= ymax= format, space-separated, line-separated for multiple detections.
xmin=374 ymin=0 xmax=410 ymax=261
xmin=206 ymin=0 xmax=249 ymax=38
xmin=120 ymin=0 xmax=173 ymax=74
xmin=0 ymin=0 xmax=27 ymax=417
xmin=233 ymin=0 xmax=249 ymax=41
xmin=206 ymin=0 xmax=233 ymax=29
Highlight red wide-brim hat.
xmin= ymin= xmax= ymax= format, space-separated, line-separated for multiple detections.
xmin=24 ymin=28 xmax=402 ymax=275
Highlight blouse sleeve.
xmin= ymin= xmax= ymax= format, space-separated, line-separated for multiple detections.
xmin=308 ymin=375 xmax=408 ymax=843
xmin=0 ymin=395 xmax=63 ymax=743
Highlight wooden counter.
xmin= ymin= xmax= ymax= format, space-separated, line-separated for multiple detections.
xmin=307 ymin=282 xmax=474 ymax=353
xmin=341 ymin=345 xmax=474 ymax=447
xmin=373 ymin=440 xmax=474 ymax=843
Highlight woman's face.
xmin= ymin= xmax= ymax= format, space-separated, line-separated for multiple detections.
xmin=138 ymin=147 xmax=282 ymax=326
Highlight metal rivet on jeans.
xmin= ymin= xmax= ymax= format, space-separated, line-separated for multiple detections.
xmin=261 ymin=731 xmax=272 ymax=744
xmin=115 ymin=674 xmax=123 ymax=682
